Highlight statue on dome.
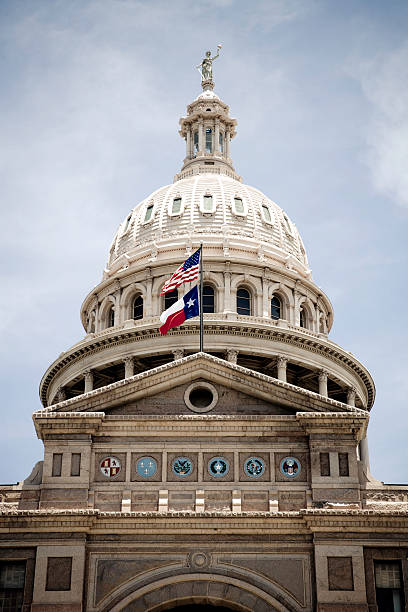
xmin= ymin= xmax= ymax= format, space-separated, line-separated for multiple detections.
xmin=196 ymin=45 xmax=222 ymax=83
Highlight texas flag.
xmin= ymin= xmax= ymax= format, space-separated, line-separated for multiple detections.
xmin=159 ymin=286 xmax=199 ymax=335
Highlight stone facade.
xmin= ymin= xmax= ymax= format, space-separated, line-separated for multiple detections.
xmin=0 ymin=69 xmax=407 ymax=612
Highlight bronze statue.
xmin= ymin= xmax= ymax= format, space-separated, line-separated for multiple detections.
xmin=196 ymin=45 xmax=222 ymax=83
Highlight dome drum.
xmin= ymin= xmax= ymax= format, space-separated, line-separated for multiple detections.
xmin=41 ymin=316 xmax=372 ymax=411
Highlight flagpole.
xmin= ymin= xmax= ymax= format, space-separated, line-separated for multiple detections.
xmin=199 ymin=243 xmax=203 ymax=353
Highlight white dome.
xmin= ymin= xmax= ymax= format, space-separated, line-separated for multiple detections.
xmin=106 ymin=174 xmax=310 ymax=278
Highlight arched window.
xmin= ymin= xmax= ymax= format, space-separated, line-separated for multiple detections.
xmin=144 ymin=203 xmax=154 ymax=223
xmin=133 ymin=295 xmax=143 ymax=320
xmin=203 ymin=195 xmax=213 ymax=212
xmin=193 ymin=131 xmax=199 ymax=155
xmin=262 ymin=204 xmax=272 ymax=223
xmin=108 ymin=306 xmax=115 ymax=328
xmin=233 ymin=197 xmax=245 ymax=215
xmin=203 ymin=285 xmax=215 ymax=313
xmin=271 ymin=296 xmax=281 ymax=320
xmin=237 ymin=288 xmax=251 ymax=316
xmin=299 ymin=307 xmax=306 ymax=328
xmin=205 ymin=128 xmax=213 ymax=153
xmin=164 ymin=289 xmax=178 ymax=310
xmin=172 ymin=197 xmax=182 ymax=214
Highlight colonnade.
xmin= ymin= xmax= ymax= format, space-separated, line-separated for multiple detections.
xmin=85 ymin=272 xmax=330 ymax=336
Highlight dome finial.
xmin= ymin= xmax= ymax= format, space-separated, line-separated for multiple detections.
xmin=196 ymin=45 xmax=222 ymax=91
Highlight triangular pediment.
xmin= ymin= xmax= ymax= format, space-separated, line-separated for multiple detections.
xmin=36 ymin=352 xmax=366 ymax=417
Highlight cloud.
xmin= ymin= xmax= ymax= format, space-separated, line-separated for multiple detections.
xmin=352 ymin=44 xmax=408 ymax=207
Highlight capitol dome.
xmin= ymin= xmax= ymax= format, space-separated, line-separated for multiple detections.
xmin=39 ymin=75 xmax=375 ymax=413
xmin=106 ymin=175 xmax=309 ymax=280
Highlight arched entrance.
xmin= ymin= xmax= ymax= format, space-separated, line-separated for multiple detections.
xmin=106 ymin=574 xmax=294 ymax=612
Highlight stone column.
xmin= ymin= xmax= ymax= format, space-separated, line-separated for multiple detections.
xmin=225 ymin=129 xmax=230 ymax=159
xmin=214 ymin=119 xmax=220 ymax=153
xmin=318 ymin=369 xmax=328 ymax=397
xmin=186 ymin=128 xmax=191 ymax=159
xmin=277 ymin=357 xmax=288 ymax=382
xmin=198 ymin=119 xmax=204 ymax=153
xmin=262 ymin=276 xmax=269 ymax=318
xmin=359 ymin=436 xmax=370 ymax=472
xmin=223 ymin=267 xmax=231 ymax=313
xmin=145 ymin=272 xmax=152 ymax=316
xmin=172 ymin=349 xmax=184 ymax=361
xmin=84 ymin=370 xmax=94 ymax=394
xmin=226 ymin=349 xmax=238 ymax=364
xmin=347 ymin=386 xmax=356 ymax=407
xmin=124 ymin=357 xmax=134 ymax=378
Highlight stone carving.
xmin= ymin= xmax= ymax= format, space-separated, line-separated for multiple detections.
xmin=225 ymin=349 xmax=238 ymax=364
xmin=187 ymin=550 xmax=212 ymax=570
xmin=172 ymin=349 xmax=184 ymax=361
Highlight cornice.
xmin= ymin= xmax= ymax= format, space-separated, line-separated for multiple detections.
xmin=0 ymin=509 xmax=406 ymax=536
xmin=39 ymin=324 xmax=375 ymax=409
xmin=37 ymin=353 xmax=368 ymax=418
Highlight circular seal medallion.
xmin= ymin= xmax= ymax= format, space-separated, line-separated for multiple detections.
xmin=100 ymin=456 xmax=121 ymax=479
xmin=280 ymin=457 xmax=301 ymax=478
xmin=172 ymin=457 xmax=193 ymax=477
xmin=187 ymin=551 xmax=212 ymax=570
xmin=244 ymin=457 xmax=265 ymax=478
xmin=208 ymin=456 xmax=229 ymax=478
xmin=136 ymin=456 xmax=157 ymax=478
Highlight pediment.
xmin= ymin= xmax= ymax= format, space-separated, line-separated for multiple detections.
xmin=38 ymin=352 xmax=365 ymax=417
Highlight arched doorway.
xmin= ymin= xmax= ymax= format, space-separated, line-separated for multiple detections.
xmin=107 ymin=574 xmax=293 ymax=612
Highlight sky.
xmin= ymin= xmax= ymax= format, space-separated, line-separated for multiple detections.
xmin=0 ymin=0 xmax=407 ymax=484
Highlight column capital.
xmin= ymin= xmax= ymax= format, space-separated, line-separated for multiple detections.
xmin=55 ymin=387 xmax=66 ymax=403
xmin=277 ymin=356 xmax=288 ymax=368
xmin=318 ymin=369 xmax=328 ymax=382
xmin=172 ymin=349 xmax=184 ymax=361
xmin=226 ymin=349 xmax=238 ymax=364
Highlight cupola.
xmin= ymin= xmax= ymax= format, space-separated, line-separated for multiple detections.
xmin=175 ymin=47 xmax=240 ymax=182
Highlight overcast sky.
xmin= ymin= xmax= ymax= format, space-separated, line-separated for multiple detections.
xmin=0 ymin=0 xmax=407 ymax=484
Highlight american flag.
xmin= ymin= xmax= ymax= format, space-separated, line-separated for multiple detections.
xmin=160 ymin=247 xmax=201 ymax=295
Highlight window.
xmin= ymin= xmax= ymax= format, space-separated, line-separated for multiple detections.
xmin=203 ymin=285 xmax=215 ymax=313
xmin=164 ymin=289 xmax=178 ymax=310
xmin=262 ymin=203 xmax=272 ymax=223
xmin=172 ymin=197 xmax=182 ymax=214
xmin=70 ymin=453 xmax=81 ymax=477
xmin=338 ymin=453 xmax=349 ymax=477
xmin=237 ymin=288 xmax=251 ymax=316
xmin=52 ymin=453 xmax=62 ymax=477
xmin=144 ymin=203 xmax=154 ymax=222
xmin=203 ymin=195 xmax=213 ymax=212
xmin=283 ymin=213 xmax=293 ymax=235
xmin=133 ymin=295 xmax=143 ymax=320
xmin=193 ymin=131 xmax=199 ymax=154
xmin=233 ymin=197 xmax=245 ymax=214
xmin=320 ymin=452 xmax=330 ymax=476
xmin=0 ymin=561 xmax=26 ymax=611
xmin=219 ymin=132 xmax=224 ymax=153
xmin=123 ymin=213 xmax=132 ymax=233
xmin=299 ymin=308 xmax=306 ymax=328
xmin=205 ymin=128 xmax=213 ymax=153
xmin=375 ymin=562 xmax=404 ymax=611
xmin=271 ymin=296 xmax=281 ymax=320
xmin=108 ymin=306 xmax=115 ymax=328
